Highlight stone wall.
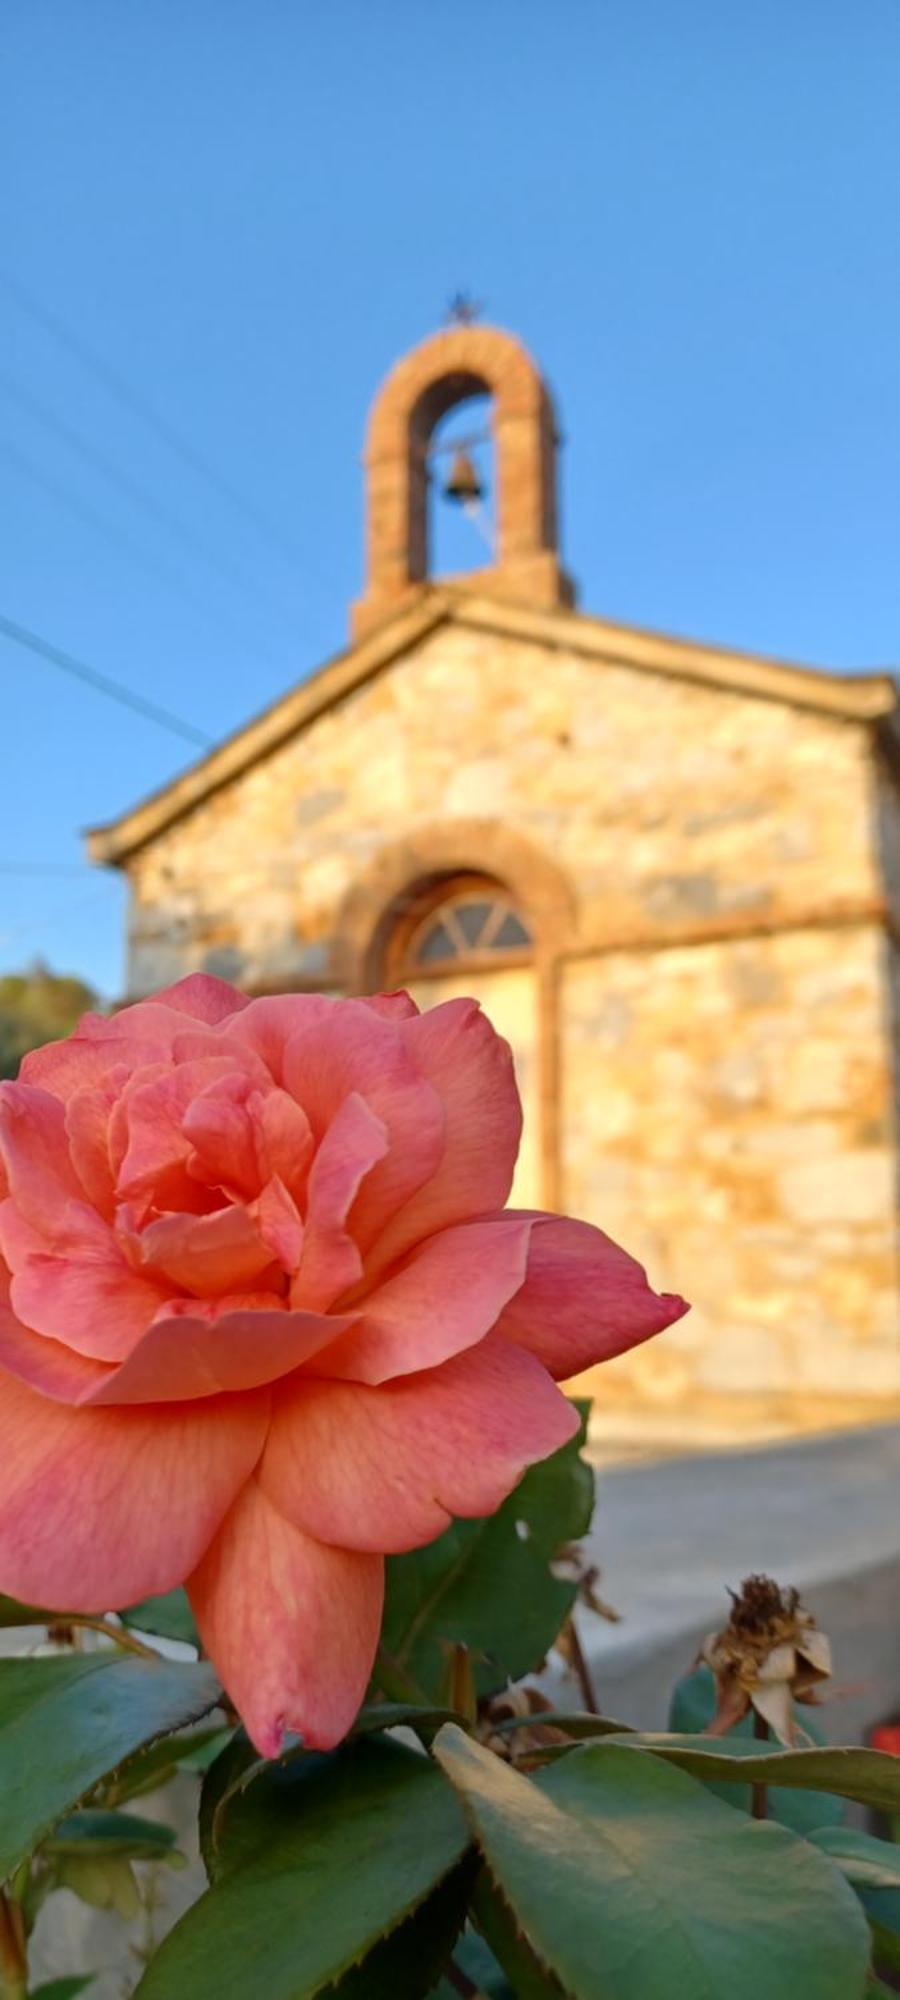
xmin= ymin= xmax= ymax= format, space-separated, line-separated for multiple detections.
xmin=125 ymin=621 xmax=881 ymax=994
xmin=562 ymin=924 xmax=900 ymax=1439
xmin=121 ymin=618 xmax=900 ymax=1437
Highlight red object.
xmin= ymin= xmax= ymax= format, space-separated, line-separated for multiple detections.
xmin=871 ymin=1724 xmax=900 ymax=1757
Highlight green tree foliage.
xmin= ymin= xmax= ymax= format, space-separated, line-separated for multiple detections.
xmin=0 ymin=962 xmax=98 ymax=1078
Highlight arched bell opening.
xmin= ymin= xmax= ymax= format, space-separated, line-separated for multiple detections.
xmin=352 ymin=324 xmax=575 ymax=640
xmin=424 ymin=389 xmax=496 ymax=583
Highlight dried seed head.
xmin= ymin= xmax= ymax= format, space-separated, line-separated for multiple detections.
xmin=701 ymin=1574 xmax=832 ymax=1746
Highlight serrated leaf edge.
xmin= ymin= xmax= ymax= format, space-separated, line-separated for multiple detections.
xmin=2 ymin=1657 xmax=221 ymax=1880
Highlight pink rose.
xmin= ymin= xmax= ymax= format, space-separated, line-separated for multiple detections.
xmin=0 ymin=976 xmax=686 ymax=1755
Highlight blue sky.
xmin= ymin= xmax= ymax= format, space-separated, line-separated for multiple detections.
xmin=2 ymin=1 xmax=899 ymax=997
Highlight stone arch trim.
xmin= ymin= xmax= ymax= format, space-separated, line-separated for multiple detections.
xmin=332 ymin=818 xmax=577 ymax=994
xmin=351 ymin=326 xmax=574 ymax=640
xmin=333 ymin=819 xmax=573 ymax=1209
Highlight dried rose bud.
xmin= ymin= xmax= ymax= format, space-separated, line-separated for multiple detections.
xmin=700 ymin=1574 xmax=832 ymax=1747
xmin=479 ymin=1685 xmax=571 ymax=1764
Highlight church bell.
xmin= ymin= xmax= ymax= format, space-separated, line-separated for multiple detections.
xmin=442 ymin=448 xmax=485 ymax=506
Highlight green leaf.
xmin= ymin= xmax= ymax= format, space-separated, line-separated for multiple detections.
xmin=433 ymin=1725 xmax=871 ymax=1999
xmin=382 ymin=1403 xmax=593 ymax=1699
xmin=175 ymin=1725 xmax=234 ymax=1771
xmin=198 ymin=1703 xmax=463 ymax=1876
xmin=31 ymin=1980 xmax=96 ymax=1999
xmin=104 ymin=1724 xmax=230 ymax=1804
xmin=135 ymin=1737 xmax=471 ymax=1999
xmin=197 ymin=1728 xmax=259 ymax=1880
xmin=120 ymin=1588 xmax=199 ymax=1647
xmin=603 ymin=1732 xmax=900 ymax=1815
xmin=471 ymin=1871 xmax=565 ymax=1997
xmin=668 ymin=1665 xmax=844 ymax=1831
xmin=43 ymin=1808 xmax=179 ymax=1860
xmin=321 ymin=1858 xmax=475 ymax=1999
xmin=352 ymin=1702 xmax=464 ymax=1741
xmin=0 ymin=1651 xmax=220 ymax=1879
xmin=808 ymin=1827 xmax=900 ymax=1890
xmin=54 ymin=1851 xmax=141 ymax=1919
xmin=492 ymin=1711 xmax=634 ymax=1741
xmin=858 ymin=1886 xmax=900 ymax=1973
xmin=0 ymin=1593 xmax=63 ymax=1627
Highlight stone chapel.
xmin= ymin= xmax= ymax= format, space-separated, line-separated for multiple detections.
xmin=88 ymin=322 xmax=900 ymax=1446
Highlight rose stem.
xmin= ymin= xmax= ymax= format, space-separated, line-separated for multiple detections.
xmin=373 ymin=1644 xmax=432 ymax=1708
xmin=751 ymin=1709 xmax=769 ymax=1820
xmin=60 ymin=1616 xmax=162 ymax=1661
xmin=445 ymin=1963 xmax=488 ymax=1998
xmin=565 ymin=1616 xmax=600 ymax=1715
xmin=0 ymin=1890 xmax=27 ymax=2000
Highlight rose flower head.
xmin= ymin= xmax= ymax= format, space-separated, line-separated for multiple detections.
xmin=0 ymin=977 xmax=687 ymax=1756
xmin=701 ymin=1574 xmax=832 ymax=1746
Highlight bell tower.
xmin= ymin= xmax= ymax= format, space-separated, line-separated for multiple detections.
xmin=351 ymin=323 xmax=576 ymax=641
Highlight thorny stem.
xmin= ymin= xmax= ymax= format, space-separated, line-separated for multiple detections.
xmin=565 ymin=1616 xmax=600 ymax=1716
xmin=373 ymin=1644 xmax=432 ymax=1709
xmin=59 ymin=1615 xmax=162 ymax=1661
xmin=445 ymin=1962 xmax=488 ymax=1998
xmin=0 ymin=1891 xmax=27 ymax=2000
xmin=751 ymin=1708 xmax=769 ymax=1820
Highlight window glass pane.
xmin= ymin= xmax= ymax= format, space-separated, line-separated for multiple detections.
xmin=416 ymin=919 xmax=458 ymax=964
xmin=455 ymin=899 xmax=493 ymax=946
xmin=490 ymin=910 xmax=532 ymax=950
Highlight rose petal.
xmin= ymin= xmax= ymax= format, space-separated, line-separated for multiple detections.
xmin=361 ymin=991 xmax=420 ymax=1021
xmin=247 ymin=1088 xmax=315 ymax=1200
xmin=132 ymin=1204 xmax=280 ymax=1297
xmin=250 ymin=1177 xmax=304 ymax=1274
xmin=22 ymin=1035 xmax=163 ymax=1103
xmin=493 ymin=1212 xmax=689 ymax=1378
xmin=290 ymin=1092 xmax=389 ymax=1311
xmin=1 ymin=1198 xmax=170 ymax=1361
xmin=0 ymin=1367 xmax=268 ymax=1610
xmin=283 ymin=1004 xmax=446 ymax=1253
xmin=0 ymin=1270 xmax=115 ymax=1401
xmin=181 ymin=1073 xmax=258 ymax=1195
xmin=225 ymin=994 xmax=336 ymax=1083
xmin=65 ymin=1077 xmax=126 ymax=1216
xmin=80 ymin=974 xmax=250 ymax=1035
xmin=85 ymin=1298 xmax=353 ymax=1404
xmin=20 ymin=978 xmax=249 ymax=1107
xmin=151 ymin=973 xmax=251 ymax=1025
xmin=260 ymin=1334 xmax=579 ymax=1552
xmin=367 ymin=998 xmax=522 ymax=1273
xmin=188 ymin=1480 xmax=383 ymax=1757
xmin=111 ymin=1059 xmax=248 ymax=1208
xmin=183 ymin=1080 xmax=314 ymax=1207
xmin=0 ymin=1084 xmax=92 ymax=1236
xmin=324 ymin=1216 xmax=532 ymax=1383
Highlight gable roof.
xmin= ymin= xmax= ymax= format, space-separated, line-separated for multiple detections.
xmin=87 ymin=587 xmax=898 ymax=866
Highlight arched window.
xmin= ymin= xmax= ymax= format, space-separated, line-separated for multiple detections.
xmin=386 ymin=874 xmax=533 ymax=984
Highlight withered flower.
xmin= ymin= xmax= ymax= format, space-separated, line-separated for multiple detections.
xmin=479 ymin=1685 xmax=573 ymax=1765
xmin=701 ymin=1574 xmax=832 ymax=1746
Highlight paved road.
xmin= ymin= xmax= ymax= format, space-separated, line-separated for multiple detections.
xmin=577 ymin=1423 xmax=900 ymax=1736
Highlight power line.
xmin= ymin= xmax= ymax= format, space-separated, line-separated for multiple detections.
xmin=0 ymin=434 xmax=289 ymax=672
xmin=0 ymin=611 xmax=213 ymax=748
xmin=0 ymin=268 xmax=340 ymax=595
xmin=0 ymin=436 xmax=229 ymax=621
xmin=0 ymin=366 xmax=285 ymax=610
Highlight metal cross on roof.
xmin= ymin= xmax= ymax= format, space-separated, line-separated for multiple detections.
xmin=446 ymin=291 xmax=484 ymax=326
